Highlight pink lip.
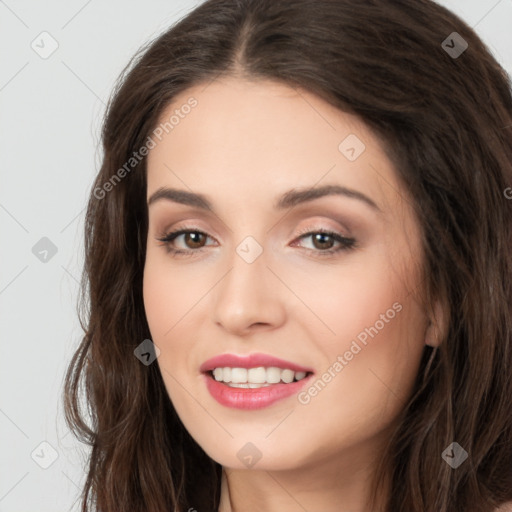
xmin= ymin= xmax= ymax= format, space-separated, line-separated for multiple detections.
xmin=203 ymin=373 xmax=314 ymax=410
xmin=200 ymin=352 xmax=315 ymax=410
xmin=199 ymin=352 xmax=314 ymax=373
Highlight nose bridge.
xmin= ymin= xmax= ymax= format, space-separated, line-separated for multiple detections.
xmin=212 ymin=233 xmax=285 ymax=332
xmin=219 ymin=234 xmax=269 ymax=308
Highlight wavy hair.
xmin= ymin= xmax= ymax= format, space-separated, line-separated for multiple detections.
xmin=63 ymin=0 xmax=512 ymax=510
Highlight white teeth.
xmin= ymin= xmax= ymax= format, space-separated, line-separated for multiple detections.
xmin=281 ymin=369 xmax=295 ymax=383
xmin=211 ymin=366 xmax=309 ymax=385
xmin=247 ymin=367 xmax=267 ymax=383
xmin=266 ymin=367 xmax=281 ymax=383
xmin=213 ymin=367 xmax=223 ymax=381
xmin=230 ymin=367 xmax=247 ymax=383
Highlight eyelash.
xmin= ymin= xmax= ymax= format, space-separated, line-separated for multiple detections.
xmin=156 ymin=224 xmax=357 ymax=259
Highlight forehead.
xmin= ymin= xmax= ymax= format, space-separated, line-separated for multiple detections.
xmin=146 ymin=76 xmax=402 ymax=216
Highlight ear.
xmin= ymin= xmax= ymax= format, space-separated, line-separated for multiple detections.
xmin=425 ymin=300 xmax=446 ymax=347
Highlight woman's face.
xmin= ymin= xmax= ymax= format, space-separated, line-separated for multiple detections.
xmin=143 ymin=76 xmax=431 ymax=472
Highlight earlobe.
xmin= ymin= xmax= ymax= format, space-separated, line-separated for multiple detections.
xmin=425 ymin=300 xmax=446 ymax=347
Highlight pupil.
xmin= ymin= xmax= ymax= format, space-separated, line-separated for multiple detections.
xmin=313 ymin=233 xmax=333 ymax=250
xmin=186 ymin=232 xmax=204 ymax=248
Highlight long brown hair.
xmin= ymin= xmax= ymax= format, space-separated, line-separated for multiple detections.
xmin=63 ymin=0 xmax=512 ymax=510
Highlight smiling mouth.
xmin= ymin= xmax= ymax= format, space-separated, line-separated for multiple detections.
xmin=205 ymin=368 xmax=314 ymax=388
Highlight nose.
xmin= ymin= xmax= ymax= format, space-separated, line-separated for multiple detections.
xmin=211 ymin=243 xmax=286 ymax=336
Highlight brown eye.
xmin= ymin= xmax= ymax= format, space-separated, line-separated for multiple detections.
xmin=182 ymin=232 xmax=207 ymax=249
xmin=310 ymin=232 xmax=336 ymax=250
xmin=156 ymin=228 xmax=214 ymax=256
xmin=292 ymin=229 xmax=357 ymax=257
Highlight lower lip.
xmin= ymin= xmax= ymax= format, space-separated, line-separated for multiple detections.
xmin=203 ymin=372 xmax=313 ymax=410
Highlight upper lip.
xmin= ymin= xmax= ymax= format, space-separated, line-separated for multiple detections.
xmin=200 ymin=352 xmax=314 ymax=374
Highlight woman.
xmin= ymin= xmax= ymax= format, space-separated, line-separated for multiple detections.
xmin=63 ymin=0 xmax=512 ymax=510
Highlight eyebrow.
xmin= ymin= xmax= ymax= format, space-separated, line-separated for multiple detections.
xmin=147 ymin=184 xmax=382 ymax=213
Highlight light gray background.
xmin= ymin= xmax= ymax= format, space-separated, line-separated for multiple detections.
xmin=1 ymin=1 xmax=511 ymax=510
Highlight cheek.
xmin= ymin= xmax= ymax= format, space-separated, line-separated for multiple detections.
xmin=281 ymin=248 xmax=406 ymax=344
xmin=143 ymin=259 xmax=174 ymax=337
xmin=142 ymin=251 xmax=214 ymax=379
xmin=293 ymin=303 xmax=424 ymax=455
xmin=142 ymin=254 xmax=194 ymax=391
xmin=293 ymin=250 xmax=425 ymax=422
xmin=142 ymin=256 xmax=197 ymax=411
xmin=142 ymin=250 xmax=208 ymax=336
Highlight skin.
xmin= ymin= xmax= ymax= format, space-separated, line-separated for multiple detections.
xmin=143 ymin=76 xmax=443 ymax=512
